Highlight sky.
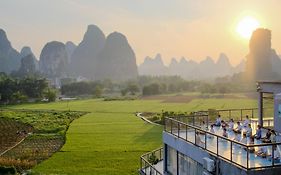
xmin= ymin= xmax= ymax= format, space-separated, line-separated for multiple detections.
xmin=0 ymin=0 xmax=281 ymax=66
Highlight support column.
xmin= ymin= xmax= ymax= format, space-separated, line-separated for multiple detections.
xmin=274 ymin=94 xmax=281 ymax=134
xmin=258 ymin=92 xmax=263 ymax=127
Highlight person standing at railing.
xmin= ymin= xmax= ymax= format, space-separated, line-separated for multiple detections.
xmin=214 ymin=115 xmax=221 ymax=127
xmin=254 ymin=125 xmax=262 ymax=140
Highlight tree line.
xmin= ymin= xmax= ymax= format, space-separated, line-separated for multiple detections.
xmin=0 ymin=73 xmax=55 ymax=104
xmin=60 ymin=75 xmax=255 ymax=97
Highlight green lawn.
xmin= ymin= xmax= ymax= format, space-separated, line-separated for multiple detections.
xmin=8 ymin=98 xmax=257 ymax=174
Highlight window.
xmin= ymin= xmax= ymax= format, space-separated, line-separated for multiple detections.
xmin=166 ymin=146 xmax=177 ymax=175
xmin=166 ymin=145 xmax=203 ymax=175
xmin=178 ymin=153 xmax=203 ymax=175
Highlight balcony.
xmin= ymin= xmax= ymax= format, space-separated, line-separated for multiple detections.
xmin=140 ymin=147 xmax=163 ymax=175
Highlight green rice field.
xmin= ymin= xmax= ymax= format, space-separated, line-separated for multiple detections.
xmin=8 ymin=96 xmax=256 ymax=174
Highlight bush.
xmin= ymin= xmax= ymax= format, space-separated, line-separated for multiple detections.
xmin=44 ymin=88 xmax=57 ymax=102
xmin=148 ymin=153 xmax=159 ymax=165
xmin=0 ymin=166 xmax=17 ymax=175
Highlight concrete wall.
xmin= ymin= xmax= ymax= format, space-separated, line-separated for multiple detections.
xmin=258 ymin=83 xmax=281 ymax=132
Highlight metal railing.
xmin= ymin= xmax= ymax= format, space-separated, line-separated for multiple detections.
xmin=140 ymin=147 xmax=163 ymax=175
xmin=200 ymin=108 xmax=259 ymax=122
xmin=164 ymin=117 xmax=281 ymax=171
xmin=172 ymin=107 xmax=275 ymax=129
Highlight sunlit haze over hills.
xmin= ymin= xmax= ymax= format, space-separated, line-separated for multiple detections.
xmin=1 ymin=0 xmax=281 ymax=66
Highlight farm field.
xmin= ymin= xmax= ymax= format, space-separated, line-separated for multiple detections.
xmin=8 ymin=95 xmax=257 ymax=174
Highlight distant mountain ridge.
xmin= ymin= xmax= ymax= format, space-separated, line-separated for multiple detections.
xmin=0 ymin=29 xmax=21 ymax=73
xmin=0 ymin=25 xmax=139 ymax=82
xmin=139 ymin=53 xmax=246 ymax=79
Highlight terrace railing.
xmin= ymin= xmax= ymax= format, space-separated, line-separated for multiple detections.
xmin=164 ymin=117 xmax=281 ymax=171
xmin=140 ymin=147 xmax=163 ymax=175
xmin=171 ymin=107 xmax=274 ymax=129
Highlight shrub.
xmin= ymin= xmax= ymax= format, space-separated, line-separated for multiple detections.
xmin=0 ymin=166 xmax=17 ymax=175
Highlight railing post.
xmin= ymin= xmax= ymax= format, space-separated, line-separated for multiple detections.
xmin=164 ymin=118 xmax=166 ymax=131
xmin=193 ymin=115 xmax=195 ymax=126
xmin=170 ymin=119 xmax=172 ymax=134
xmin=140 ymin=158 xmax=142 ymax=173
xmin=186 ymin=124 xmax=188 ymax=141
xmin=240 ymin=109 xmax=243 ymax=121
xmin=247 ymin=147 xmax=249 ymax=169
xmin=195 ymin=128 xmax=197 ymax=145
xmin=229 ymin=110 xmax=231 ymax=120
xmin=178 ymin=122 xmax=180 ymax=137
xmin=205 ymin=132 xmax=207 ymax=149
xmin=207 ymin=114 xmax=209 ymax=129
xmin=272 ymin=145 xmax=274 ymax=166
xmin=216 ymin=136 xmax=219 ymax=156
xmin=230 ymin=142 xmax=233 ymax=162
xmin=251 ymin=109 xmax=254 ymax=118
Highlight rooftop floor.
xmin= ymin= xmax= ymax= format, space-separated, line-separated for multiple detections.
xmin=171 ymin=125 xmax=281 ymax=169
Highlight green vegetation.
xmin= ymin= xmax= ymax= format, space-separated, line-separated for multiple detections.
xmin=0 ymin=73 xmax=53 ymax=104
xmin=0 ymin=109 xmax=86 ymax=172
xmin=5 ymin=95 xmax=256 ymax=175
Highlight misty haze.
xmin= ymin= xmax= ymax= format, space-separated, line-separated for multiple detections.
xmin=0 ymin=1 xmax=281 ymax=175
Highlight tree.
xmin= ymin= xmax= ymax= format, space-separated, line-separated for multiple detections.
xmin=44 ymin=88 xmax=57 ymax=102
xmin=127 ymin=84 xmax=139 ymax=95
xmin=93 ymin=86 xmax=102 ymax=98
xmin=142 ymin=83 xmax=160 ymax=96
xmin=11 ymin=91 xmax=27 ymax=103
xmin=121 ymin=88 xmax=128 ymax=96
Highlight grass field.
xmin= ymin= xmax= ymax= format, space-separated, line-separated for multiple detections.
xmin=8 ymin=97 xmax=257 ymax=174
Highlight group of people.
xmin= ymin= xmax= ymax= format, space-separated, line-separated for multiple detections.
xmin=210 ymin=114 xmax=280 ymax=162
xmin=213 ymin=115 xmax=253 ymax=138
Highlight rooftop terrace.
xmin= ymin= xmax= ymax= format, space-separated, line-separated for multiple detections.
xmin=140 ymin=107 xmax=280 ymax=175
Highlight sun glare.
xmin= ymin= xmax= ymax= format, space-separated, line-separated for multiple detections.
xmin=236 ymin=16 xmax=260 ymax=39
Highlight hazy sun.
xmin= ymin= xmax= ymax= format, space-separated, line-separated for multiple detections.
xmin=236 ymin=16 xmax=260 ymax=39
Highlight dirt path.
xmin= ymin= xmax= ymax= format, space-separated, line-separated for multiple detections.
xmin=136 ymin=112 xmax=162 ymax=126
xmin=0 ymin=134 xmax=29 ymax=157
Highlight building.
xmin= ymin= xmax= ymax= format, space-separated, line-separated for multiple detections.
xmin=140 ymin=81 xmax=281 ymax=175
